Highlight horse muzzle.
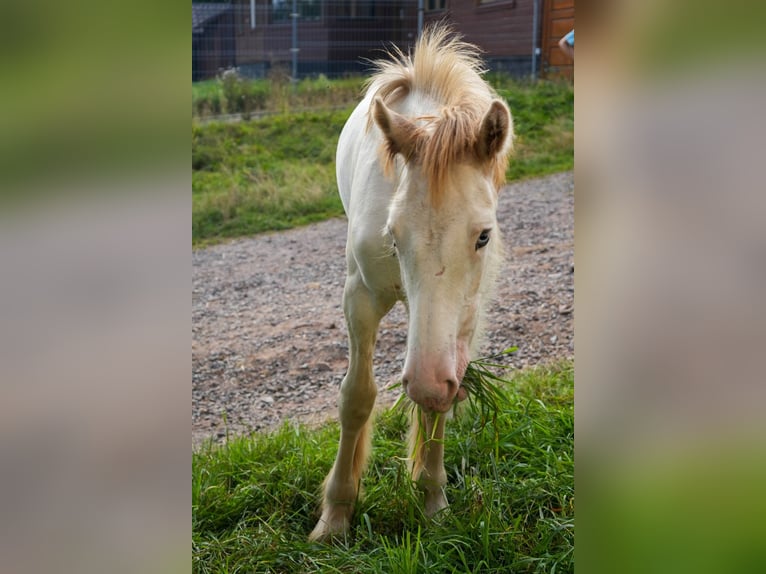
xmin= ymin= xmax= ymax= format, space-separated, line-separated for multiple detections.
xmin=401 ymin=354 xmax=465 ymax=413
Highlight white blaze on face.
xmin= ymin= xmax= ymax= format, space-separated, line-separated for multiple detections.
xmin=372 ymin=95 xmax=512 ymax=413
xmin=388 ymin=166 xmax=500 ymax=412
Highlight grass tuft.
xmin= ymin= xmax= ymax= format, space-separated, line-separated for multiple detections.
xmin=460 ymin=346 xmax=519 ymax=431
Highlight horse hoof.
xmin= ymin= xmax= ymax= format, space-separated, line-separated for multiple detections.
xmin=424 ymin=490 xmax=449 ymax=518
xmin=308 ymin=508 xmax=351 ymax=542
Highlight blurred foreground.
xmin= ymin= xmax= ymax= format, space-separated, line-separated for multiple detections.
xmin=577 ymin=1 xmax=766 ymax=572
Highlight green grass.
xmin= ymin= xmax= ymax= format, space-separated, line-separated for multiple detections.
xmin=193 ymin=74 xmax=364 ymax=118
xmin=192 ymin=77 xmax=573 ymax=246
xmin=497 ymin=80 xmax=574 ymax=181
xmin=192 ymin=110 xmax=350 ymax=245
xmin=193 ymin=360 xmax=574 ymax=573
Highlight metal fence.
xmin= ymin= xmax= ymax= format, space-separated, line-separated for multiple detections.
xmin=192 ymin=1 xmax=544 ymax=82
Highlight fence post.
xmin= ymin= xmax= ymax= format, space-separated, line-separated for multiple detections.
xmin=531 ymin=0 xmax=540 ymax=79
xmin=417 ymin=0 xmax=424 ymax=39
xmin=291 ymin=0 xmax=299 ymax=89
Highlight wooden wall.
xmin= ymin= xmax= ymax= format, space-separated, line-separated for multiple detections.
xmin=541 ymin=0 xmax=574 ymax=79
xmin=424 ymin=1 xmax=534 ymax=58
xmin=228 ymin=0 xmax=573 ymax=79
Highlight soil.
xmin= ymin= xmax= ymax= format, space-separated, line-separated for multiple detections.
xmin=192 ymin=171 xmax=574 ymax=447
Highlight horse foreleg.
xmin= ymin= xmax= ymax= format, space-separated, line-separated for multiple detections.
xmin=309 ymin=276 xmax=390 ymax=542
xmin=410 ymin=410 xmax=449 ymax=517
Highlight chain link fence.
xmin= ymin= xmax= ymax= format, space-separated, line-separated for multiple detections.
xmin=193 ymin=1 xmax=543 ymax=82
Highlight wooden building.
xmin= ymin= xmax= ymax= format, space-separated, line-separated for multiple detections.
xmin=540 ymin=0 xmax=574 ymax=79
xmin=197 ymin=1 xmax=573 ymax=81
xmin=232 ymin=1 xmax=417 ymax=78
xmin=422 ymin=0 xmax=538 ymax=76
xmin=193 ymin=3 xmax=236 ymax=81
xmin=423 ymin=0 xmax=573 ymax=79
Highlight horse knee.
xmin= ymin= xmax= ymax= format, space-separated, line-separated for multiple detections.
xmin=338 ymin=381 xmax=377 ymax=429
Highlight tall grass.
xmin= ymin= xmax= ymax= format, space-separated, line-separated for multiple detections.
xmin=193 ymin=360 xmax=574 ymax=573
xmin=498 ymin=80 xmax=575 ymax=180
xmin=192 ymin=77 xmax=573 ymax=246
xmin=192 ymin=110 xmax=349 ymax=244
xmin=193 ymin=71 xmax=364 ymax=118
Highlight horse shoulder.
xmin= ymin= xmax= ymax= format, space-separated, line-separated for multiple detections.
xmin=337 ymin=96 xmax=376 ymax=213
xmin=336 ymin=95 xmax=402 ymax=296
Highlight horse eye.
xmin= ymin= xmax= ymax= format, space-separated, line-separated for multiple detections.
xmin=475 ymin=229 xmax=491 ymax=250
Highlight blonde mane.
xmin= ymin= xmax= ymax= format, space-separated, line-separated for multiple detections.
xmin=365 ymin=25 xmax=511 ymax=193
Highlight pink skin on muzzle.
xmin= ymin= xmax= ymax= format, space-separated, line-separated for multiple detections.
xmin=402 ymin=340 xmax=470 ymax=412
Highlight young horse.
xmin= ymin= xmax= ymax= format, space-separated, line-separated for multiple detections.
xmin=309 ymin=26 xmax=513 ymax=542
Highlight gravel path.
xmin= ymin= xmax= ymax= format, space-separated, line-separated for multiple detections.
xmin=193 ymin=171 xmax=573 ymax=446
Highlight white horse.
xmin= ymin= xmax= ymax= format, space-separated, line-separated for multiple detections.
xmin=309 ymin=26 xmax=514 ymax=542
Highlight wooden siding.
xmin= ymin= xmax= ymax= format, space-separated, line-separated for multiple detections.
xmin=541 ymin=0 xmax=574 ymax=79
xmin=228 ymin=1 xmax=549 ymax=78
xmin=424 ymin=1 xmax=534 ymax=58
xmin=193 ymin=8 xmax=236 ymax=81
xmin=233 ymin=1 xmax=417 ymax=76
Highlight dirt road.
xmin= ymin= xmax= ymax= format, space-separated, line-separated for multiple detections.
xmin=193 ymin=171 xmax=573 ymax=446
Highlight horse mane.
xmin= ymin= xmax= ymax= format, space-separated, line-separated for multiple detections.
xmin=365 ymin=25 xmax=511 ymax=193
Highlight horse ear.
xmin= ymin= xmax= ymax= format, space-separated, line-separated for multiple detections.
xmin=372 ymin=97 xmax=422 ymax=162
xmin=476 ymin=100 xmax=513 ymax=161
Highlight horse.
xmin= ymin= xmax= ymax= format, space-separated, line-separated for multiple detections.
xmin=309 ymin=25 xmax=514 ymax=542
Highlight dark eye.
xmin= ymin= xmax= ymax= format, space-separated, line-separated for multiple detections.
xmin=475 ymin=229 xmax=491 ymax=250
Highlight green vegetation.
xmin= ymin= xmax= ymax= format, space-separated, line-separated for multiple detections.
xmin=193 ymin=72 xmax=364 ymax=118
xmin=193 ymin=360 xmax=574 ymax=573
xmin=496 ymin=80 xmax=574 ymax=181
xmin=192 ymin=110 xmax=349 ymax=244
xmin=192 ymin=76 xmax=573 ymax=246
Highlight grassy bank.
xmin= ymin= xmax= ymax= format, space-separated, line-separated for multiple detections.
xmin=193 ymin=73 xmax=364 ymax=119
xmin=498 ymin=81 xmax=575 ymax=180
xmin=192 ymin=78 xmax=573 ymax=246
xmin=193 ymin=360 xmax=574 ymax=573
xmin=192 ymin=109 xmax=349 ymax=244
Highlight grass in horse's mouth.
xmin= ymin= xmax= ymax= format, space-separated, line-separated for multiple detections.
xmin=459 ymin=346 xmax=517 ymax=429
xmin=391 ymin=346 xmax=518 ymax=434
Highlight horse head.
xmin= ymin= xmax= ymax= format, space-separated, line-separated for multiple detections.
xmin=373 ymin=96 xmax=513 ymax=412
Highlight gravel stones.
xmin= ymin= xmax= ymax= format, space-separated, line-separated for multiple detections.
xmin=192 ymin=172 xmax=574 ymax=447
